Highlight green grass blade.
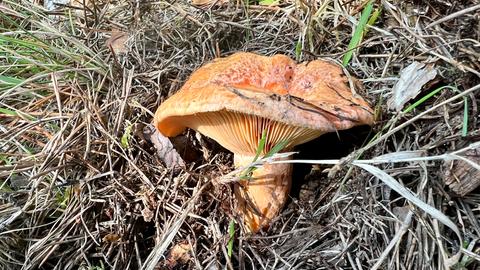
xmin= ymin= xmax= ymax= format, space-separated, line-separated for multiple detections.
xmin=342 ymin=0 xmax=374 ymax=67
xmin=0 ymin=107 xmax=36 ymax=121
xmin=462 ymin=97 xmax=468 ymax=137
xmin=253 ymin=129 xmax=267 ymax=162
xmin=364 ymin=6 xmax=382 ymax=36
xmin=239 ymin=130 xmax=289 ymax=180
xmin=0 ymin=107 xmax=18 ymax=116
xmin=0 ymin=156 xmax=14 ymax=192
xmin=265 ymin=139 xmax=289 ymax=158
xmin=239 ymin=130 xmax=267 ymax=180
xmin=295 ymin=40 xmax=302 ymax=60
xmin=56 ymin=186 xmax=72 ymax=209
xmin=0 ymin=180 xmax=13 ymax=192
xmin=402 ymin=85 xmax=469 ymax=136
xmin=0 ymin=154 xmax=14 ymax=192
xmin=0 ymin=75 xmax=25 ymax=86
xmin=227 ymin=219 xmax=235 ymax=258
xmin=402 ymin=87 xmax=444 ymax=113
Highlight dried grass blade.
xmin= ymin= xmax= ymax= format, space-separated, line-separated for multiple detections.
xmin=142 ymin=183 xmax=207 ymax=270
xmin=355 ymin=163 xmax=462 ymax=267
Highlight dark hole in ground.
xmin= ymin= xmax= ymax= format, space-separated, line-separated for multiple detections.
xmin=290 ymin=125 xmax=374 ymax=198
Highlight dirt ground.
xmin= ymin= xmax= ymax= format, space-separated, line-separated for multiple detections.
xmin=1 ymin=0 xmax=479 ymax=269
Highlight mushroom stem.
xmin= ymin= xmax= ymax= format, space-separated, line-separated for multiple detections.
xmin=233 ymin=154 xmax=293 ymax=232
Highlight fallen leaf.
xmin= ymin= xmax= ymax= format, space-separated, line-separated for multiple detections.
xmin=387 ymin=62 xmax=437 ymax=112
xmin=141 ymin=207 xmax=154 ymax=222
xmin=143 ymin=124 xmax=186 ymax=171
xmin=165 ymin=241 xmax=191 ymax=269
xmin=102 ymin=233 xmax=121 ymax=243
xmin=106 ymin=30 xmax=129 ymax=55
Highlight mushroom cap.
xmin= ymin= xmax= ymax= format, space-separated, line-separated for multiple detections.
xmin=154 ymin=52 xmax=374 ymax=155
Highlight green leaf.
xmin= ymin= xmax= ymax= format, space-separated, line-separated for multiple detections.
xmin=227 ymin=219 xmax=235 ymax=258
xmin=56 ymin=186 xmax=72 ymax=209
xmin=342 ymin=0 xmax=374 ymax=67
xmin=259 ymin=0 xmax=278 ymax=5
xmin=121 ymin=124 xmax=133 ymax=148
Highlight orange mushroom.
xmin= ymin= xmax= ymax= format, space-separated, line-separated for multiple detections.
xmin=154 ymin=52 xmax=374 ymax=232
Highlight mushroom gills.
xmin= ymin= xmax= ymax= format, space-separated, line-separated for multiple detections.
xmin=184 ymin=110 xmax=324 ymax=155
xmin=181 ymin=110 xmax=324 ymax=231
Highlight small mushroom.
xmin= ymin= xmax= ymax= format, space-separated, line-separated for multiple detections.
xmin=154 ymin=52 xmax=374 ymax=232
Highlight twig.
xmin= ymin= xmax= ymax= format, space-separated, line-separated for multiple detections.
xmin=426 ymin=4 xmax=480 ymax=28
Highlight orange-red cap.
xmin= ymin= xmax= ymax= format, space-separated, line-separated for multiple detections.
xmin=154 ymin=52 xmax=373 ymax=155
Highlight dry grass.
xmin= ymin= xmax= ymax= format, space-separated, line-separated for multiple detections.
xmin=1 ymin=0 xmax=479 ymax=269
